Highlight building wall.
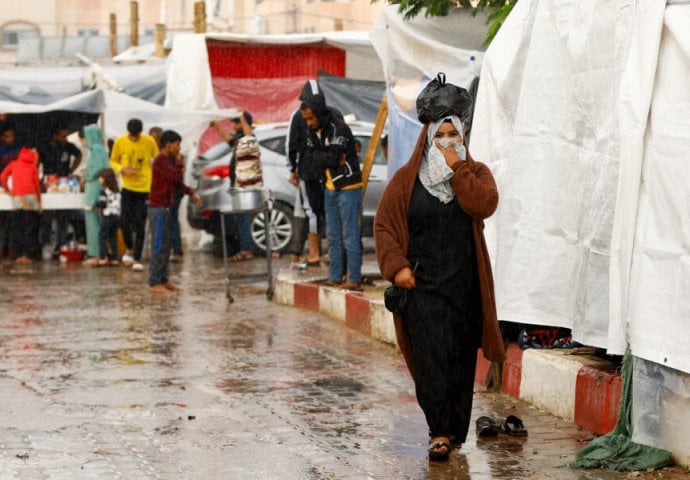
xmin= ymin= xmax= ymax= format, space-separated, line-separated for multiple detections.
xmin=0 ymin=0 xmax=382 ymax=64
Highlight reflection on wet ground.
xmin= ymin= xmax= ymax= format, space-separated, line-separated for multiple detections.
xmin=0 ymin=254 xmax=686 ymax=479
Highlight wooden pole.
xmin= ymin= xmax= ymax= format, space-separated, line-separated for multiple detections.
xmin=360 ymin=94 xmax=388 ymax=199
xmin=109 ymin=13 xmax=117 ymax=57
xmin=194 ymin=1 xmax=207 ymax=33
xmin=154 ymin=23 xmax=165 ymax=57
xmin=130 ymin=1 xmax=139 ymax=48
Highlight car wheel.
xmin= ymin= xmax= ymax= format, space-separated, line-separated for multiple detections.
xmin=250 ymin=202 xmax=294 ymax=254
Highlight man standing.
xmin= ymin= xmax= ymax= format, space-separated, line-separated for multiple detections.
xmin=109 ymin=118 xmax=159 ymax=271
xmin=285 ymin=80 xmax=344 ymax=267
xmin=0 ymin=123 xmax=23 ymax=260
xmin=38 ymin=126 xmax=82 ymax=257
xmin=300 ymin=93 xmax=363 ymax=291
xmin=147 ymin=130 xmax=201 ymax=293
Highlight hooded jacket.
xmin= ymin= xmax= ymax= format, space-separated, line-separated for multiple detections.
xmin=0 ymin=148 xmax=41 ymax=200
xmin=374 ymin=126 xmax=506 ymax=380
xmin=301 ymin=92 xmax=361 ymax=190
xmin=83 ymin=125 xmax=110 ymax=208
xmin=286 ymin=80 xmax=344 ymax=180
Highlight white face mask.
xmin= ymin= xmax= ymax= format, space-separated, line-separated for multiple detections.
xmin=435 ymin=137 xmax=466 ymax=161
xmin=418 ymin=115 xmax=466 ymax=204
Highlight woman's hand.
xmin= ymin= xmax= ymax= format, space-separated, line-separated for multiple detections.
xmin=394 ymin=266 xmax=416 ymax=289
xmin=435 ymin=140 xmax=462 ymax=168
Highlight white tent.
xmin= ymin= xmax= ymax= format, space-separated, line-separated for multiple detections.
xmin=369 ymin=6 xmax=488 ymax=175
xmin=165 ymin=31 xmax=384 ymax=113
xmin=470 ymin=0 xmax=689 ymax=461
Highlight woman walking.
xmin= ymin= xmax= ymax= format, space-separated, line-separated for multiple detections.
xmin=82 ymin=125 xmax=110 ymax=266
xmin=374 ymin=78 xmax=505 ymax=461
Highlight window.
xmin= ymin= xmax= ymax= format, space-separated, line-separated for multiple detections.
xmin=1 ymin=21 xmax=39 ymax=50
xmin=77 ymin=29 xmax=99 ymax=37
xmin=355 ymin=136 xmax=386 ymax=165
xmin=259 ymin=136 xmax=287 ymax=156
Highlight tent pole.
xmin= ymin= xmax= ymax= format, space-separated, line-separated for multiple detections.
xmin=360 ymin=94 xmax=388 ymax=199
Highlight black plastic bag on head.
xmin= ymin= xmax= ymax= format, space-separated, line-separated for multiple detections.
xmin=416 ymin=73 xmax=473 ymax=124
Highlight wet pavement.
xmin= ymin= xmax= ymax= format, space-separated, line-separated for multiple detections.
xmin=0 ymin=254 xmax=687 ymax=479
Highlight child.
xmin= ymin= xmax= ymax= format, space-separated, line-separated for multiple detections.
xmin=147 ymin=130 xmax=201 ymax=293
xmin=0 ymin=148 xmax=42 ymax=264
xmin=95 ymin=168 xmax=121 ymax=266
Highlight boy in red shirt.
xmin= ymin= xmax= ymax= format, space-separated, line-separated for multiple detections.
xmin=0 ymin=148 xmax=42 ymax=263
xmin=147 ymin=131 xmax=201 ymax=293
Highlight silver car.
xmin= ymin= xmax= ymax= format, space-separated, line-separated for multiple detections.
xmin=187 ymin=120 xmax=388 ymax=255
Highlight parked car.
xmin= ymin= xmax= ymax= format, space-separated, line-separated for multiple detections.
xmin=187 ymin=120 xmax=388 ymax=255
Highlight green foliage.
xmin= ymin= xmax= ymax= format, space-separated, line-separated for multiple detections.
xmin=374 ymin=0 xmax=518 ymax=46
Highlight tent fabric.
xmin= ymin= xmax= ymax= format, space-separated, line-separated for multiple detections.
xmin=165 ymin=31 xmax=384 ymax=114
xmin=369 ymin=6 xmax=484 ymax=175
xmin=572 ymin=350 xmax=673 ymax=471
xmin=469 ymin=0 xmax=690 ymax=374
xmin=164 ymin=34 xmax=219 ymax=111
xmin=0 ymin=89 xmax=104 ymax=115
xmin=623 ymin=4 xmax=690 ymax=372
xmin=317 ymin=73 xmax=386 ymax=124
xmin=0 ymin=64 xmax=166 ymax=106
xmin=206 ymin=41 xmax=345 ymax=79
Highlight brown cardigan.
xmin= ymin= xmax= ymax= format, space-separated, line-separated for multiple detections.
xmin=374 ymin=125 xmax=506 ymax=379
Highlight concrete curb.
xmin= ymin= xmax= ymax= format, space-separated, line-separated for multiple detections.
xmin=274 ymin=272 xmax=621 ymax=435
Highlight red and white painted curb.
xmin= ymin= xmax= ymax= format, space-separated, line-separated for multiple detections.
xmin=274 ymin=273 xmax=621 ymax=436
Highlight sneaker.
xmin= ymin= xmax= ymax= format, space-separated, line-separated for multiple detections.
xmin=132 ymin=262 xmax=144 ymax=272
xmin=170 ymin=254 xmax=183 ymax=263
xmin=122 ymin=254 xmax=134 ymax=266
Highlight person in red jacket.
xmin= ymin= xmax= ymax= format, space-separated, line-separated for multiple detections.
xmin=147 ymin=130 xmax=201 ymax=293
xmin=0 ymin=148 xmax=42 ymax=263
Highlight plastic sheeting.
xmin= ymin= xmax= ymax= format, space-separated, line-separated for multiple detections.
xmin=369 ymin=5 xmax=484 ymax=175
xmin=0 ymin=64 xmax=167 ymax=106
xmin=471 ymin=0 xmax=636 ymax=349
xmin=317 ymin=73 xmax=386 ymax=123
xmin=469 ymin=0 xmax=690 ymax=373
xmin=623 ymin=4 xmax=690 ymax=374
xmin=165 ymin=31 xmax=384 ymax=114
xmin=632 ymin=356 xmax=690 ymax=464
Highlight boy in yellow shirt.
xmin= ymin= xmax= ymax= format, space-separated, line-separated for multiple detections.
xmin=109 ymin=118 xmax=159 ymax=271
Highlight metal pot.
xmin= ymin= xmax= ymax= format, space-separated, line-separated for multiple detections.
xmin=226 ymin=187 xmax=267 ymax=212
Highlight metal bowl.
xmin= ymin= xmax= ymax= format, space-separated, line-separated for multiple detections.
xmin=226 ymin=187 xmax=268 ymax=212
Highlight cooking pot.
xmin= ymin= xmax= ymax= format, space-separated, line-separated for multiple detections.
xmin=226 ymin=187 xmax=268 ymax=212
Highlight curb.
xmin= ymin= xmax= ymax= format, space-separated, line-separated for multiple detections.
xmin=274 ymin=272 xmax=621 ymax=436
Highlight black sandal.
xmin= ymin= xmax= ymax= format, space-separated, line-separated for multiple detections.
xmin=428 ymin=439 xmax=451 ymax=461
xmin=500 ymin=415 xmax=528 ymax=436
xmin=475 ymin=416 xmax=500 ymax=437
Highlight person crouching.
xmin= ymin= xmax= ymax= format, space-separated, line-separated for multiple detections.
xmin=147 ymin=130 xmax=201 ymax=293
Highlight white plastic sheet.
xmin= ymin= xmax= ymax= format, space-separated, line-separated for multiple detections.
xmin=472 ymin=0 xmax=633 ymax=347
xmin=369 ymin=5 xmax=484 ymax=174
xmin=625 ymin=5 xmax=690 ymax=373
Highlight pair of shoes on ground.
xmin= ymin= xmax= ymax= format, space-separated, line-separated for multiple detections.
xmin=229 ymin=250 xmax=255 ymax=262
xmin=476 ymin=415 xmax=528 ymax=437
xmin=149 ymin=282 xmax=182 ymax=293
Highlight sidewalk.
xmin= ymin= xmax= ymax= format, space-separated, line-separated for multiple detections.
xmin=274 ymin=258 xmax=622 ymax=437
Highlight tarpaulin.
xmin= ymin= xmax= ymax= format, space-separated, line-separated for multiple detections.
xmin=317 ymin=72 xmax=386 ymax=123
xmin=369 ymin=5 xmax=485 ymax=176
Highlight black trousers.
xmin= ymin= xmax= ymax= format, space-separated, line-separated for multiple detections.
xmin=120 ymin=188 xmax=148 ymax=261
xmin=401 ymin=289 xmax=479 ymax=442
xmin=99 ymin=215 xmax=119 ymax=261
xmin=11 ymin=210 xmax=41 ymax=259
